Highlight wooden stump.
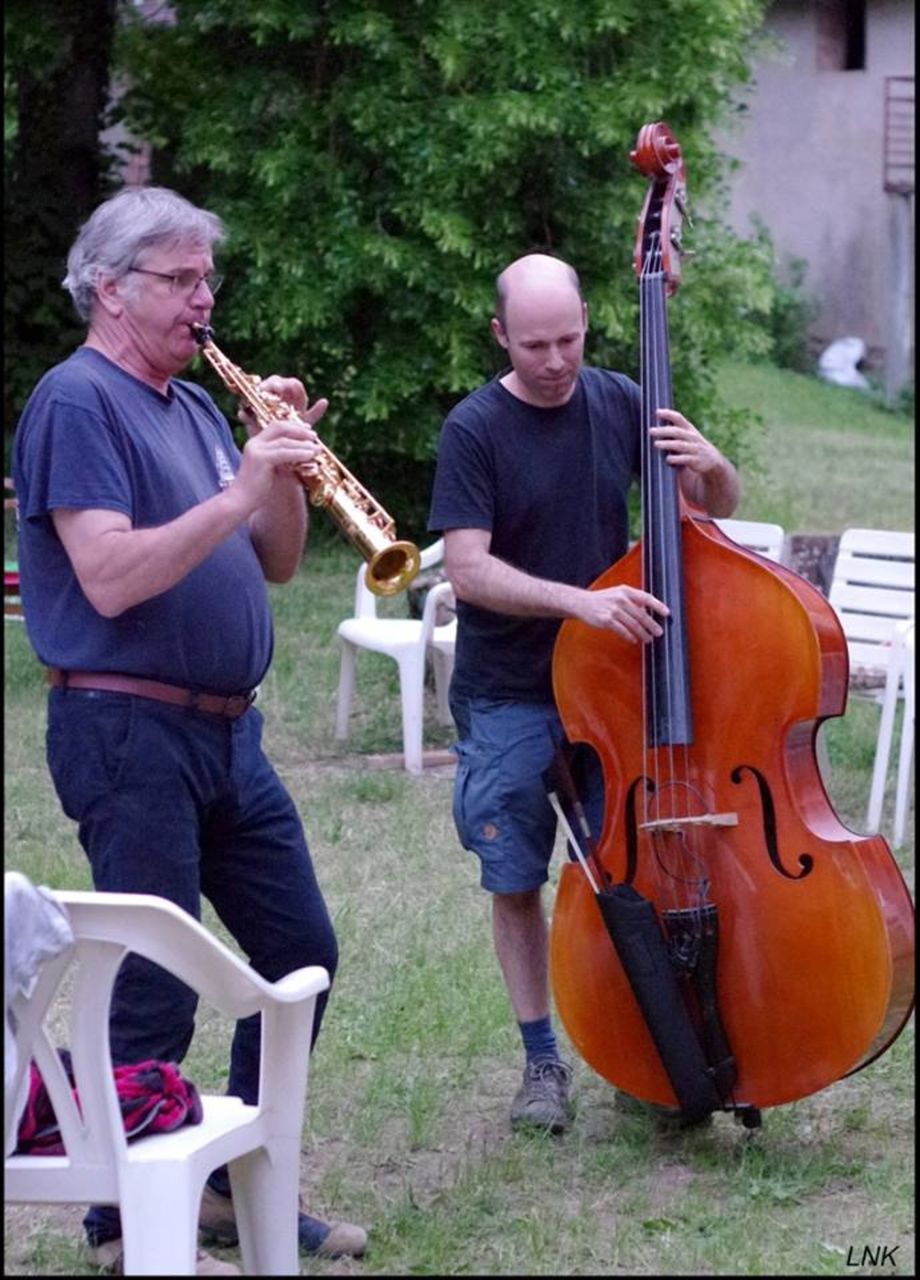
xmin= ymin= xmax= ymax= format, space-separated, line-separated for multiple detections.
xmin=787 ymin=533 xmax=840 ymax=596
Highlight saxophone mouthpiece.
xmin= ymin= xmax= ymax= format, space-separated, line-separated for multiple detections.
xmin=191 ymin=323 xmax=213 ymax=346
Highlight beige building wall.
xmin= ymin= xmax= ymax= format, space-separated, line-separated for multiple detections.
xmin=718 ymin=0 xmax=914 ymax=367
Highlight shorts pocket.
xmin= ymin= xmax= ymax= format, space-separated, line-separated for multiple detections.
xmin=451 ymin=738 xmax=504 ymax=853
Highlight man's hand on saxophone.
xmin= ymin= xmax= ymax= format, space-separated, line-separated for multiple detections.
xmin=236 ymin=373 xmax=329 ymax=438
xmin=234 ymin=374 xmax=326 ymax=492
xmin=231 ymin=403 xmax=325 ymax=581
xmin=235 ymin=416 xmax=324 ymax=506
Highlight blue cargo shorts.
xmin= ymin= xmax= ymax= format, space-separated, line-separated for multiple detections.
xmin=449 ymin=693 xmax=604 ymax=894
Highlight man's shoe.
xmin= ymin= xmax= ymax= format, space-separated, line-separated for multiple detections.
xmin=304 ymin=1218 xmax=369 ymax=1259
xmin=87 ymin=1238 xmax=240 ymax=1275
xmin=510 ymin=1058 xmax=573 ymax=1134
xmin=199 ymin=1183 xmax=368 ymax=1259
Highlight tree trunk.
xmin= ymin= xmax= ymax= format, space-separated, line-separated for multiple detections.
xmin=4 ymin=0 xmax=118 ymax=436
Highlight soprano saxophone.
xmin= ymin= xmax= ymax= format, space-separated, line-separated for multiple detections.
xmin=193 ymin=324 xmax=420 ymax=597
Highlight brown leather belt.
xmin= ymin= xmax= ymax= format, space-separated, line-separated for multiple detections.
xmin=47 ymin=669 xmax=256 ymax=719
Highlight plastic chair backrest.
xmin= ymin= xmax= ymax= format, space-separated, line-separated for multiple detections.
xmin=828 ymin=528 xmax=915 ymax=679
xmin=866 ymin=619 xmax=915 ymax=844
xmin=714 ymin=518 xmax=786 ymax=563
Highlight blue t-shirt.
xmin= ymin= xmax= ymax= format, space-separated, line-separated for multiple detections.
xmin=11 ymin=347 xmax=273 ymax=693
xmin=428 ymin=366 xmax=642 ymax=701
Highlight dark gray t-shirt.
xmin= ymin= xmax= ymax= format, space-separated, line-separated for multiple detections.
xmin=428 ymin=366 xmax=642 ymax=701
xmin=12 ymin=346 xmax=273 ymax=693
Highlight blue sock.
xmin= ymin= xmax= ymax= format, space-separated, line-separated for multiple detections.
xmin=519 ymin=1015 xmax=559 ymax=1065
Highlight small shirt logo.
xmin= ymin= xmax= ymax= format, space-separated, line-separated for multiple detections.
xmin=214 ymin=446 xmax=235 ymax=489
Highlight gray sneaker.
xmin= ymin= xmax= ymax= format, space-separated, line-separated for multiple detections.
xmin=510 ymin=1058 xmax=573 ymax=1134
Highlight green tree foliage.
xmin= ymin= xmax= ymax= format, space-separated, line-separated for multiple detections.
xmin=8 ymin=1 xmax=778 ymax=534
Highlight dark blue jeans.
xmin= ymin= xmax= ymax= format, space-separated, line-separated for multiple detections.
xmin=46 ymin=688 xmax=338 ymax=1244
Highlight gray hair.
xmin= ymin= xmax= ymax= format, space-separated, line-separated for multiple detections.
xmin=62 ymin=186 xmax=226 ymax=321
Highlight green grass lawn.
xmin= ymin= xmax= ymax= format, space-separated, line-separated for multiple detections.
xmin=4 ymin=361 xmax=914 ymax=1275
xmin=718 ymin=361 xmax=915 ymax=533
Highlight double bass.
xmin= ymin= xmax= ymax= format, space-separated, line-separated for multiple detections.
xmin=549 ymin=122 xmax=914 ymax=1124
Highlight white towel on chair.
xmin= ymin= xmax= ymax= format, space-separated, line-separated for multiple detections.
xmin=4 ymin=871 xmax=73 ymax=1155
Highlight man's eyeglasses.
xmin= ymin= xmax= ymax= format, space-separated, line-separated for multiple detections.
xmin=128 ymin=267 xmax=224 ymax=297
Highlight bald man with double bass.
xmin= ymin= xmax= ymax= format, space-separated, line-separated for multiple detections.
xmin=428 ymin=252 xmax=739 ymax=1133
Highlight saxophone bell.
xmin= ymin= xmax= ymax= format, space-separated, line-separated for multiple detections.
xmin=367 ymin=541 xmax=423 ymax=597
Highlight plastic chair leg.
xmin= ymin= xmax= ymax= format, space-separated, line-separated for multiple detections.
xmin=118 ymin=1164 xmax=201 ymax=1274
xmin=431 ymin=650 xmax=454 ymax=726
xmin=397 ymin=654 xmax=425 ymax=774
xmin=335 ymin=642 xmax=357 ymax=740
xmin=893 ymin=674 xmax=914 ymax=849
xmin=866 ymin=665 xmax=901 ymax=834
xmin=228 ymin=1144 xmax=300 ymax=1276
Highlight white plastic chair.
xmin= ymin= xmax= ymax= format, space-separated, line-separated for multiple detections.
xmin=823 ymin=528 xmax=914 ymax=814
xmin=866 ymin=620 xmax=915 ymax=847
xmin=4 ymin=889 xmax=329 ymax=1276
xmin=828 ymin=528 xmax=915 ymax=686
xmin=713 ymin=518 xmax=786 ymax=563
xmin=335 ymin=539 xmax=457 ymax=774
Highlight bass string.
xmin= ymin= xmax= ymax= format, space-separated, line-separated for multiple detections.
xmin=640 ymin=241 xmax=704 ymax=916
xmin=641 ymin=253 xmax=680 ymax=910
